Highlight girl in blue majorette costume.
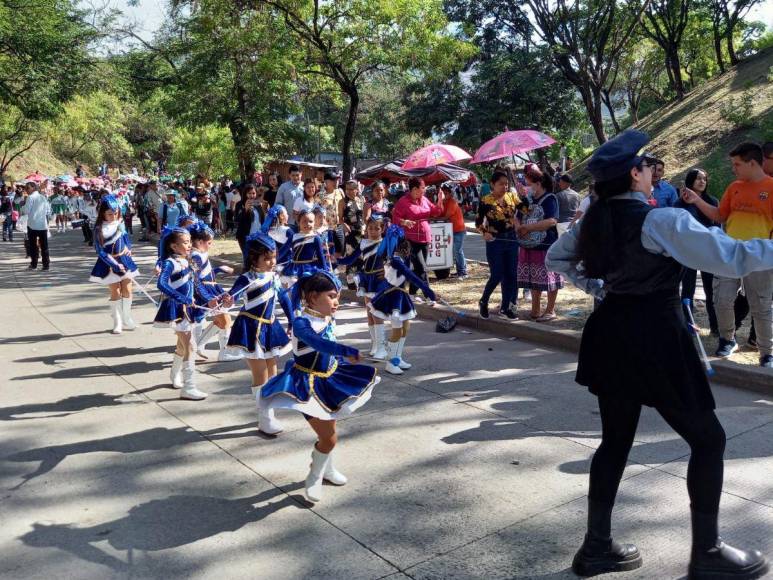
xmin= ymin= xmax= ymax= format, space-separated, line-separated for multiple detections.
xmin=368 ymin=224 xmax=440 ymax=375
xmin=261 ymin=204 xmax=293 ymax=282
xmin=279 ymin=208 xmax=332 ymax=287
xmin=225 ymin=232 xmax=295 ymax=428
xmin=153 ymin=226 xmax=209 ymax=401
xmin=259 ymin=271 xmax=379 ymax=503
xmin=337 ymin=215 xmax=388 ymax=359
xmin=89 ymin=195 xmax=139 ymax=335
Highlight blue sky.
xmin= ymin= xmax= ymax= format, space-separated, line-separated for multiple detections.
xmin=115 ymin=0 xmax=773 ymax=42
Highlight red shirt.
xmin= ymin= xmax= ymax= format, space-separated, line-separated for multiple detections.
xmin=392 ymin=194 xmax=444 ymax=243
xmin=443 ymin=197 xmax=466 ymax=233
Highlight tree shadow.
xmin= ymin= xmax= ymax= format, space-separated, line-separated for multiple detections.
xmin=0 ymin=393 xmax=140 ymax=421
xmin=14 ymin=345 xmax=171 ymax=365
xmin=11 ymin=361 xmax=163 ymax=381
xmin=19 ymin=485 xmax=303 ymax=573
xmin=5 ymin=422 xmax=257 ymax=488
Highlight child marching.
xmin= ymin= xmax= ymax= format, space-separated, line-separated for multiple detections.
xmin=368 ymin=225 xmax=439 ymax=375
xmin=89 ymin=195 xmax=139 ymax=334
xmin=279 ymin=208 xmax=332 ymax=287
xmin=261 ymin=205 xmax=293 ymax=281
xmin=153 ymin=226 xmax=209 ymax=401
xmin=337 ymin=216 xmax=388 ymax=358
xmin=225 ymin=232 xmax=295 ymax=434
xmin=188 ymin=221 xmax=240 ymax=361
xmin=258 ymin=271 xmax=379 ymax=503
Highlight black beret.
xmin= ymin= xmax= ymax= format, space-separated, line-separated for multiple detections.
xmin=588 ymin=130 xmax=651 ymax=181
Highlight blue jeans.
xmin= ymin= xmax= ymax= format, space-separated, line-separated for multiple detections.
xmin=2 ymin=216 xmax=14 ymax=240
xmin=482 ymin=236 xmax=518 ymax=309
xmin=453 ymin=231 xmax=467 ymax=276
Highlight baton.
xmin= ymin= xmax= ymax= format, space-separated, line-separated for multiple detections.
xmin=682 ymin=298 xmax=715 ymax=376
xmin=436 ymin=298 xmax=466 ymax=318
xmin=135 ymin=281 xmax=158 ymax=306
xmin=141 ymin=273 xmax=157 ymax=292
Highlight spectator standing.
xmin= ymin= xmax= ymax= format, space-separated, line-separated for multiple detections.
xmin=145 ymin=179 xmax=162 ymax=233
xmin=392 ymin=177 xmax=445 ymax=300
xmin=2 ymin=189 xmax=15 ymax=241
xmin=440 ymin=183 xmax=467 ymax=279
xmin=682 ymin=142 xmax=773 ymax=367
xmin=264 ymin=172 xmax=280 ymax=207
xmin=293 ymin=179 xmax=319 ymax=222
xmin=319 ymin=173 xmax=344 ymax=213
xmin=652 ymin=159 xmax=678 ymax=207
xmin=275 ymin=165 xmax=304 ymax=225
xmin=157 ymin=190 xmax=188 ymax=233
xmin=235 ymin=184 xmax=266 ymax=253
xmin=555 ymin=174 xmax=581 ymax=232
xmin=475 ymin=171 xmax=519 ymax=319
xmin=23 ymin=182 xmax=52 ymax=270
xmin=674 ymin=168 xmax=720 ymax=335
xmin=364 ymin=180 xmax=391 ymax=222
xmin=192 ymin=186 xmax=214 ymax=225
xmin=517 ymin=167 xmax=563 ymax=322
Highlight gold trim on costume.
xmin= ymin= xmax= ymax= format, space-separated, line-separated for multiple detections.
xmin=238 ymin=312 xmax=274 ymax=324
xmin=294 ymin=359 xmax=338 ymax=378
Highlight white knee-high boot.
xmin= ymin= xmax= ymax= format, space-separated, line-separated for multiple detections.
xmin=385 ymin=340 xmax=403 ymax=375
xmin=196 ymin=322 xmax=219 ymax=357
xmin=396 ymin=336 xmax=411 ymax=369
xmin=109 ymin=299 xmax=122 ymax=334
xmin=256 ymin=390 xmax=284 ymax=435
xmin=304 ymin=446 xmax=331 ymax=503
xmin=372 ymin=325 xmax=388 ymax=360
xmin=180 ymin=359 xmax=207 ymax=400
xmin=217 ymin=329 xmax=242 ymax=361
xmin=323 ymin=450 xmax=348 ymax=485
xmin=367 ymin=324 xmax=376 ymax=356
xmin=120 ymin=296 xmax=136 ymax=330
xmin=170 ymin=354 xmax=184 ymax=389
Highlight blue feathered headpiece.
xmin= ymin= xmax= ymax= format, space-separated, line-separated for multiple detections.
xmin=177 ymin=213 xmax=198 ymax=228
xmin=377 ymin=224 xmax=404 ymax=258
xmin=158 ymin=226 xmax=188 ymax=261
xmin=289 ymin=269 xmax=342 ymax=313
xmin=261 ymin=204 xmax=288 ymax=233
xmin=243 ymin=232 xmax=276 ymax=269
xmin=187 ymin=220 xmax=213 ymax=238
xmin=99 ymin=194 xmax=121 ymax=214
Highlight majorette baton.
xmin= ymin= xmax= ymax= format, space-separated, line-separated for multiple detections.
xmin=682 ymin=298 xmax=715 ymax=376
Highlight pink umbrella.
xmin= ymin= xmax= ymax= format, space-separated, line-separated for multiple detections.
xmin=24 ymin=172 xmax=46 ymax=183
xmin=471 ymin=130 xmax=556 ymax=164
xmin=401 ymin=143 xmax=471 ymax=171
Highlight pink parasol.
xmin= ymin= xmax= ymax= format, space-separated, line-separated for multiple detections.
xmin=401 ymin=143 xmax=471 ymax=171
xmin=471 ymin=130 xmax=556 ymax=164
xmin=24 ymin=172 xmax=46 ymax=183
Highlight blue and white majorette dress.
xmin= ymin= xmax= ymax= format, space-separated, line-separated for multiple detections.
xmin=227 ymin=271 xmax=294 ymax=359
xmin=260 ymin=309 xmax=380 ymax=420
xmin=153 ymin=256 xmax=203 ymax=331
xmin=279 ymin=232 xmax=331 ymax=286
xmin=269 ymin=225 xmax=293 ymax=275
xmin=337 ymin=238 xmax=386 ymax=298
xmin=368 ymin=256 xmax=436 ymax=326
xmin=191 ymin=249 xmax=227 ymax=309
xmin=89 ymin=221 xmax=139 ymax=285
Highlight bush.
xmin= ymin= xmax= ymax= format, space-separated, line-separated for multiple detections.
xmin=719 ymin=90 xmax=755 ymax=129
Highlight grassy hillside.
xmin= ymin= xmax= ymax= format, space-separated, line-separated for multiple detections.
xmin=576 ymin=47 xmax=773 ymax=197
xmin=5 ymin=140 xmax=73 ymax=182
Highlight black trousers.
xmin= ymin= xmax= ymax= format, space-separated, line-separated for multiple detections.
xmin=408 ymin=241 xmax=429 ymax=295
xmin=79 ymin=215 xmax=93 ymax=244
xmin=681 ymin=269 xmax=717 ymax=332
xmin=27 ymin=228 xmax=50 ymax=268
xmin=589 ymin=396 xmax=725 ymax=514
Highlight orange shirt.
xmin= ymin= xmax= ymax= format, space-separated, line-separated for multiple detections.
xmin=443 ymin=197 xmax=466 ymax=233
xmin=718 ymin=177 xmax=773 ymax=240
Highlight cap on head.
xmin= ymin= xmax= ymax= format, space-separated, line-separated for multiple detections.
xmin=587 ymin=130 xmax=652 ymax=182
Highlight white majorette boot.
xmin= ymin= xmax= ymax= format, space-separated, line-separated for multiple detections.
xmin=217 ymin=329 xmax=242 ymax=361
xmin=367 ymin=325 xmax=376 ymax=356
xmin=396 ymin=336 xmax=411 ymax=369
xmin=109 ymin=299 xmax=122 ymax=334
xmin=180 ymin=360 xmax=207 ymax=400
xmin=304 ymin=446 xmax=331 ymax=503
xmin=385 ymin=340 xmax=403 ymax=375
xmin=170 ymin=354 xmax=184 ymax=389
xmin=120 ymin=296 xmax=136 ymax=330
xmin=372 ymin=324 xmax=388 ymax=360
xmin=256 ymin=391 xmax=284 ymax=435
xmin=196 ymin=322 xmax=218 ymax=358
xmin=323 ymin=450 xmax=348 ymax=486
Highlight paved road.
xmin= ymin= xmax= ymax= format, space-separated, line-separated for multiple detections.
xmin=0 ymin=229 xmax=768 ymax=579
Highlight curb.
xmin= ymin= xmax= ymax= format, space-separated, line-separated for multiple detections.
xmin=146 ymin=235 xmax=771 ymax=396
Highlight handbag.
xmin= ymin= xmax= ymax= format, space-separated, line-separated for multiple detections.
xmin=517 ymin=195 xmax=548 ymax=249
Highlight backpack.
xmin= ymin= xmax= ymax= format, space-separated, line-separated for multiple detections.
xmin=518 ymin=193 xmax=557 ymax=249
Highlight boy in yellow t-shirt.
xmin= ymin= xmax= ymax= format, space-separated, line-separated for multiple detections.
xmin=682 ymin=142 xmax=773 ymax=367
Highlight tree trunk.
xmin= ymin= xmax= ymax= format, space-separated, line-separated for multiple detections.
xmin=669 ymin=48 xmax=686 ymax=100
xmin=726 ymin=28 xmax=738 ymax=65
xmin=578 ymin=84 xmax=607 ymax=145
xmin=228 ymin=118 xmax=255 ymax=182
xmin=601 ymin=89 xmax=621 ymax=134
xmin=341 ymin=87 xmax=360 ymax=181
xmin=712 ymin=24 xmax=726 ymax=73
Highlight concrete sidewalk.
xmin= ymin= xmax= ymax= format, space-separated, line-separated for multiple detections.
xmin=0 ymin=230 xmax=771 ymax=579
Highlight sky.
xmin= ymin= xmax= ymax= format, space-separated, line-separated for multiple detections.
xmin=115 ymin=0 xmax=773 ymax=42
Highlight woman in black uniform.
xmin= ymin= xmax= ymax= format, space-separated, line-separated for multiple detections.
xmin=546 ymin=130 xmax=772 ymax=579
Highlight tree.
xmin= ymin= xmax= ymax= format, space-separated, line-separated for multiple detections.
xmin=706 ymin=0 xmax=763 ymax=66
xmin=253 ymin=0 xmax=475 ymax=179
xmin=0 ymin=0 xmax=96 ymax=119
xmin=606 ymin=37 xmax=668 ymax=124
xmin=638 ymin=0 xmax=692 ymax=100
xmin=526 ymin=0 xmax=650 ymax=144
xmin=169 ymin=125 xmax=238 ymax=178
xmin=0 ymin=104 xmax=43 ymax=179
